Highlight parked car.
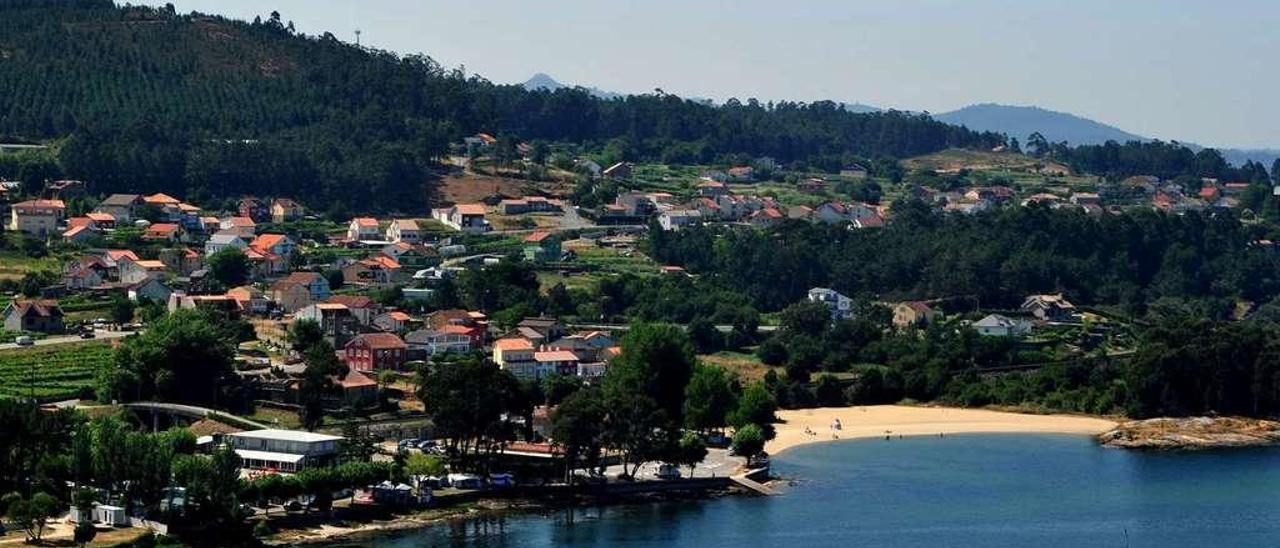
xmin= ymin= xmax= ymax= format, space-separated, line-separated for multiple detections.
xmin=14 ymin=336 xmax=34 ymax=346
xmin=283 ymin=500 xmax=303 ymax=512
xmin=488 ymin=473 xmax=516 ymax=488
xmin=79 ymin=330 xmax=96 ymax=339
xmin=397 ymin=438 xmax=419 ymax=450
xmin=656 ymin=463 xmax=682 ymax=480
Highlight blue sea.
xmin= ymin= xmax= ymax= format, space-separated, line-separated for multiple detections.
xmin=371 ymin=434 xmax=1280 ymax=547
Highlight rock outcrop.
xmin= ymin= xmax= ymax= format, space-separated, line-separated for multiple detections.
xmin=1099 ymin=417 xmax=1280 ymax=449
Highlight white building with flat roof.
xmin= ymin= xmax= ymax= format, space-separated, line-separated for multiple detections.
xmin=225 ymin=429 xmax=344 ymax=472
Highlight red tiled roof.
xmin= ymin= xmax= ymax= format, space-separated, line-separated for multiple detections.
xmin=495 ymin=338 xmax=534 ymax=351
xmin=456 ymin=204 xmax=487 ymax=216
xmin=535 ymin=350 xmax=579 ymax=362
xmin=144 ymin=193 xmax=181 ymax=205
xmin=250 ymin=233 xmax=288 ymax=251
xmin=349 ymin=332 xmax=406 ymax=349
xmin=106 ymin=249 xmax=140 ymax=262
xmin=12 ymin=199 xmax=66 ymax=211
xmin=327 ymin=295 xmax=375 ymax=309
xmin=63 ymin=225 xmax=92 ymax=239
xmin=524 ymin=231 xmax=552 ymax=243
xmin=353 ymin=217 xmax=379 ymax=227
xmin=7 ymin=299 xmax=62 ymax=318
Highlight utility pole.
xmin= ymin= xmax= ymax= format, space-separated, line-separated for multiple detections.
xmin=355 ymin=29 xmax=362 ymax=47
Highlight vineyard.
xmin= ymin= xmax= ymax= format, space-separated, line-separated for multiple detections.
xmin=0 ymin=342 xmax=114 ymax=400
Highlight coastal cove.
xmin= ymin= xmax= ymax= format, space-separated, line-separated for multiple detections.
xmin=766 ymin=405 xmax=1118 ymax=454
xmin=363 ymin=434 xmax=1280 ymax=547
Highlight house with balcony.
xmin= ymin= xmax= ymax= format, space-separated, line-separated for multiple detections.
xmin=8 ymin=199 xmax=65 ymax=236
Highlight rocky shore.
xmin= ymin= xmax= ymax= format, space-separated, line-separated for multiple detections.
xmin=1098 ymin=417 xmax=1280 ymax=449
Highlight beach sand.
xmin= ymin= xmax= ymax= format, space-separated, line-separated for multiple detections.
xmin=768 ymin=405 xmax=1118 ymax=455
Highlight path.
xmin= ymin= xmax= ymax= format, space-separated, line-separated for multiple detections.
xmin=0 ymin=328 xmax=133 ymax=351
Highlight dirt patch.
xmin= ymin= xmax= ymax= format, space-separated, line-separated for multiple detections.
xmin=904 ymin=148 xmax=1071 ymax=175
xmin=440 ymin=173 xmax=572 ymax=205
xmin=701 ymin=351 xmax=775 ymax=382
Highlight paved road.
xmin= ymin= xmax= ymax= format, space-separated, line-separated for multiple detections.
xmin=603 ymin=448 xmax=742 ymax=480
xmin=0 ymin=328 xmax=134 ymax=351
xmin=568 ymin=323 xmax=779 ymax=334
xmin=121 ymin=401 xmax=270 ymax=429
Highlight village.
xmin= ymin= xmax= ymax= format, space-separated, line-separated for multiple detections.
xmin=0 ymin=134 xmax=1259 ymax=545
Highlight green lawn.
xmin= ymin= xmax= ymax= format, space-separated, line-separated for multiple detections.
xmin=573 ymin=246 xmax=656 ymax=276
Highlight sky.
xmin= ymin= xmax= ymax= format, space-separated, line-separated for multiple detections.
xmin=147 ymin=0 xmax=1280 ymax=149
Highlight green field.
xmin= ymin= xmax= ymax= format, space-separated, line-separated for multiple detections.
xmin=0 ymin=341 xmax=113 ymax=400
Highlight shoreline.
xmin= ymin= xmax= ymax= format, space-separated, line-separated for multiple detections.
xmin=767 ymin=405 xmax=1119 ymax=455
xmin=273 ymin=405 xmax=1118 ymax=545
xmin=270 ymin=486 xmax=742 ymax=546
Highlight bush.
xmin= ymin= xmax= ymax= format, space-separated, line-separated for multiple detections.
xmin=756 ymin=337 xmax=787 ymax=366
xmin=253 ymin=520 xmax=273 ymax=538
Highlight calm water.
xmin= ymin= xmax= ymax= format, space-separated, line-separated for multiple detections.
xmin=371 ymin=434 xmax=1280 ymax=547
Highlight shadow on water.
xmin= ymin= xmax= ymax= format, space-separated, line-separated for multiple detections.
xmin=369 ymin=434 xmax=1280 ymax=547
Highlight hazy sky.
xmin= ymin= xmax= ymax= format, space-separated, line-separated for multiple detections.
xmin=147 ymin=0 xmax=1280 ymax=149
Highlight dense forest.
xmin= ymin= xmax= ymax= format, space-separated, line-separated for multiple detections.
xmin=0 ymin=0 xmax=1002 ymax=212
xmin=648 ymin=203 xmax=1280 ymax=315
xmin=1022 ymin=132 xmax=1279 ymax=183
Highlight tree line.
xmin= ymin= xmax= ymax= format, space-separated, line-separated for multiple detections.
xmin=0 ymin=2 xmax=1000 ymax=212
xmin=648 ymin=203 xmax=1280 ymax=315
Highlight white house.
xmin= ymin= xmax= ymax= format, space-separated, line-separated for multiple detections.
xmin=808 ymin=287 xmax=854 ymax=320
xmin=386 ymin=219 xmax=422 ymax=244
xmin=432 ymin=204 xmax=490 ymax=233
xmin=658 ymin=209 xmax=702 ymax=231
xmin=225 ymin=429 xmax=344 ymax=472
xmin=972 ymin=314 xmax=1032 ymax=337
xmin=205 ymin=232 xmax=248 ymax=256
xmin=348 ymin=217 xmax=381 ymax=241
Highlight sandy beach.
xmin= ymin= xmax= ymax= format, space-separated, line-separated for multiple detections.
xmin=767 ymin=405 xmax=1118 ymax=454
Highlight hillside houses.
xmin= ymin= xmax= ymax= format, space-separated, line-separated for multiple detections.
xmin=295 ymin=302 xmax=358 ymax=345
xmin=893 ymin=301 xmax=939 ymax=328
xmin=3 ymin=299 xmax=64 ymax=333
xmin=271 ymin=198 xmax=304 ymax=223
xmin=344 ymin=333 xmax=408 ymax=372
xmin=8 ymin=199 xmax=65 ymax=236
xmin=386 ymin=219 xmax=421 ymax=244
xmin=96 ymin=194 xmax=144 ymax=222
xmin=497 ymin=196 xmax=563 ymax=215
xmin=343 ymin=255 xmax=402 ymax=286
xmin=808 ymin=287 xmax=854 ymax=320
xmin=1022 ymin=294 xmax=1077 ymax=321
xmin=348 ymin=217 xmax=380 ymax=242
xmin=432 ymin=204 xmax=490 ymax=233
xmin=269 ymin=271 xmax=331 ymax=313
xmin=492 ymin=325 xmax=616 ymax=380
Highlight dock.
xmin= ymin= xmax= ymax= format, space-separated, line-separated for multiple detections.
xmin=730 ymin=468 xmax=776 ymax=496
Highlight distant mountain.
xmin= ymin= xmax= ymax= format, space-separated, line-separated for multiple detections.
xmin=522 ymin=72 xmax=620 ymax=100
xmin=934 ymin=103 xmax=1145 ymax=146
xmin=933 ymin=103 xmax=1278 ymax=168
xmin=519 ymin=75 xmax=1277 ymax=168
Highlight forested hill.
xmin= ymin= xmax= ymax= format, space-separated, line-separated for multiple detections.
xmin=0 ymin=1 xmax=1003 ymax=212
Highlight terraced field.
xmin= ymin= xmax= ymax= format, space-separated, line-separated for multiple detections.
xmin=0 ymin=341 xmax=113 ymax=400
